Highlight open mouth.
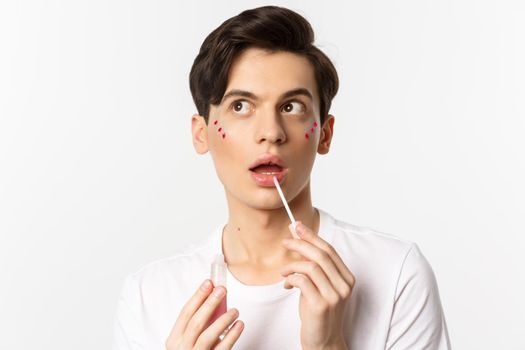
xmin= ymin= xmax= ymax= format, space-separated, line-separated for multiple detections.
xmin=249 ymin=163 xmax=284 ymax=174
xmin=249 ymin=162 xmax=288 ymax=187
xmin=248 ymin=153 xmax=289 ymax=187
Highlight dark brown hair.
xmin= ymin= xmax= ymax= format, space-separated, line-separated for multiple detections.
xmin=189 ymin=5 xmax=339 ymax=126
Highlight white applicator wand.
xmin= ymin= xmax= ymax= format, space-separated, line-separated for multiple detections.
xmin=273 ymin=176 xmax=300 ymax=239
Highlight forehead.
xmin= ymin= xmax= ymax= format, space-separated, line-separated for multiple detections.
xmin=225 ymin=47 xmax=318 ymax=101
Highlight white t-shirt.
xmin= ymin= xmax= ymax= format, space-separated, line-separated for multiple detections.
xmin=112 ymin=208 xmax=451 ymax=349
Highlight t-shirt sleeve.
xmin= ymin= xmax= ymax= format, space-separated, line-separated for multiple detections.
xmin=385 ymin=243 xmax=452 ymax=349
xmin=111 ymin=274 xmax=146 ymax=350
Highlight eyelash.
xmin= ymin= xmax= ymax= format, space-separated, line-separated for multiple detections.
xmin=228 ymin=99 xmax=306 ymax=114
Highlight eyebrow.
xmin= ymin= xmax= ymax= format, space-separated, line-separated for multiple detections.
xmin=221 ymin=88 xmax=313 ymax=104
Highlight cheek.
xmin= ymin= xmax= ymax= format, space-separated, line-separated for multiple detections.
xmin=211 ymin=118 xmax=227 ymax=139
xmin=211 ymin=116 xmax=319 ymax=145
xmin=303 ymin=120 xmax=319 ymax=140
xmin=210 ymin=116 xmax=247 ymax=141
xmin=209 ymin=117 xmax=249 ymax=161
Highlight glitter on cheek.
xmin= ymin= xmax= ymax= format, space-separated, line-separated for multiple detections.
xmin=304 ymin=118 xmax=319 ymax=140
xmin=212 ymin=118 xmax=227 ymax=139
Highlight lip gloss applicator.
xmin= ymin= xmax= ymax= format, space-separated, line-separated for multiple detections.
xmin=273 ymin=176 xmax=300 ymax=239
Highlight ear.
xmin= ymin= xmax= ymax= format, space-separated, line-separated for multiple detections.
xmin=317 ymin=114 xmax=335 ymax=155
xmin=191 ymin=114 xmax=209 ymax=154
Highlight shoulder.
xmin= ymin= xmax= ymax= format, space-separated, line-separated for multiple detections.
xmin=133 ymin=242 xmax=209 ymax=279
xmin=320 ymin=208 xmax=416 ymax=262
xmin=319 ymin=209 xmax=437 ymax=289
xmin=120 ymin=234 xmax=215 ymax=299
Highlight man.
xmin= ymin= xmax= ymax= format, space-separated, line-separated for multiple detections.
xmin=112 ymin=5 xmax=451 ymax=349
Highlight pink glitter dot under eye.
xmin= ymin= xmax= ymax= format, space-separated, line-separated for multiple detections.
xmin=305 ymin=120 xmax=319 ymax=139
xmin=212 ymin=118 xmax=226 ymax=139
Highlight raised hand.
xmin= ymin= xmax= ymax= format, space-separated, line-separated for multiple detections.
xmin=280 ymin=221 xmax=355 ymax=350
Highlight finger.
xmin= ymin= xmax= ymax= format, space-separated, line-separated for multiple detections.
xmin=280 ymin=261 xmax=339 ymax=303
xmin=292 ymin=221 xmax=355 ymax=290
xmin=285 ymin=273 xmax=325 ymax=310
xmin=184 ymin=285 xmax=227 ymax=347
xmin=195 ymin=307 xmax=240 ymax=349
xmin=167 ymin=279 xmax=213 ymax=342
xmin=282 ymin=230 xmax=352 ymax=298
xmin=294 ymin=222 xmax=356 ymax=288
xmin=215 ymin=320 xmax=244 ymax=350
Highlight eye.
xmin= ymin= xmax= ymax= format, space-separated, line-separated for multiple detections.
xmin=281 ymin=101 xmax=306 ymax=115
xmin=229 ymin=100 xmax=253 ymax=115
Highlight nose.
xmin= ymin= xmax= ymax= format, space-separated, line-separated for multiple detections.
xmin=254 ymin=110 xmax=287 ymax=145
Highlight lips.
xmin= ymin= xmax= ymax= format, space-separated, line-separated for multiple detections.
xmin=249 ymin=153 xmax=286 ymax=170
xmin=249 ymin=153 xmax=289 ymax=187
xmin=251 ymin=164 xmax=283 ymax=173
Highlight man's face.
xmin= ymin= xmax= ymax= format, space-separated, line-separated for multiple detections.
xmin=192 ymin=47 xmax=334 ymax=210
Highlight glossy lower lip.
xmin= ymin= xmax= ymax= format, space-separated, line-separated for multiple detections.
xmin=250 ymin=168 xmax=289 ymax=187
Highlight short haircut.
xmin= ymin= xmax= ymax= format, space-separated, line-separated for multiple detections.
xmin=189 ymin=5 xmax=339 ymax=126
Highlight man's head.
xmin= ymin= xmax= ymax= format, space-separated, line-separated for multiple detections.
xmin=189 ymin=6 xmax=339 ymax=210
xmin=189 ymin=5 xmax=338 ymax=126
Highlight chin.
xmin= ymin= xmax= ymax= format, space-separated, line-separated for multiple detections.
xmin=245 ymin=191 xmax=285 ymax=210
xmin=226 ymin=185 xmax=284 ymax=211
xmin=223 ymin=172 xmax=302 ymax=209
xmin=248 ymin=201 xmax=286 ymax=211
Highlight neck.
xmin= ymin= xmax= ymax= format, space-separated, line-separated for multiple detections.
xmin=222 ymin=181 xmax=319 ymax=268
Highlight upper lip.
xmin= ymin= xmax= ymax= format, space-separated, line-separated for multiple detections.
xmin=249 ymin=153 xmax=287 ymax=171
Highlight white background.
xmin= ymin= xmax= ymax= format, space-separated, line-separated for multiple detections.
xmin=1 ymin=0 xmax=524 ymax=349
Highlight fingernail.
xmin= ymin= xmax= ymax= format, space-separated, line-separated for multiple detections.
xmin=200 ymin=280 xmax=211 ymax=291
xmin=289 ymin=222 xmax=299 ymax=239
xmin=296 ymin=222 xmax=305 ymax=236
xmin=213 ymin=287 xmax=225 ymax=298
xmin=229 ymin=308 xmax=239 ymax=317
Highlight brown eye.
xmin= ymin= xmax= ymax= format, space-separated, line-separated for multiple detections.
xmin=231 ymin=100 xmax=251 ymax=114
xmin=282 ymin=101 xmax=305 ymax=115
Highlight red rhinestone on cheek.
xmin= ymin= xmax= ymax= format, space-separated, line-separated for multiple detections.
xmin=314 ymin=121 xmax=318 ymax=127
xmin=222 ymin=133 xmax=226 ymax=139
xmin=305 ymin=133 xmax=309 ymax=139
xmin=214 ymin=120 xmax=218 ymax=125
xmin=218 ymin=127 xmax=222 ymax=132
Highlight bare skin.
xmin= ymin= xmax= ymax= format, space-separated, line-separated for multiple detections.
xmin=191 ymin=48 xmax=334 ymax=284
xmin=166 ymin=47 xmax=337 ymax=348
